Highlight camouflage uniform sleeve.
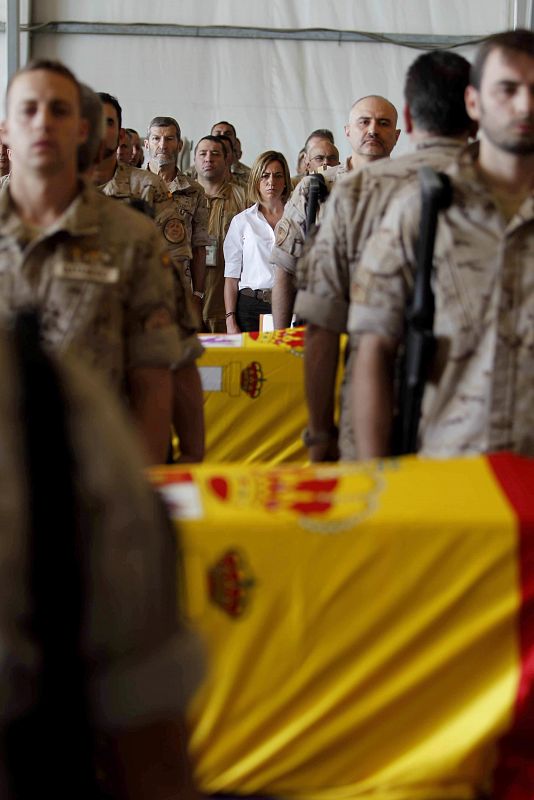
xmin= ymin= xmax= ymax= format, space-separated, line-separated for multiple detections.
xmin=190 ymin=183 xmax=210 ymax=248
xmin=125 ymin=223 xmax=187 ymax=369
xmin=293 ymin=178 xmax=355 ymax=332
xmin=171 ymin=259 xmax=205 ymax=369
xmin=347 ymin=189 xmax=421 ymax=345
xmin=271 ymin=179 xmax=309 ymax=275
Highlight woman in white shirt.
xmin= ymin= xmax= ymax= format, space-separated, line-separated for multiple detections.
xmin=223 ymin=150 xmax=291 ymax=333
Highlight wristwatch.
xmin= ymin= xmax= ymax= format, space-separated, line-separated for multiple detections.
xmin=193 ymin=290 xmax=205 ymax=300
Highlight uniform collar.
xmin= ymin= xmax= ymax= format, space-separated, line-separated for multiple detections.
xmin=147 ymin=162 xmax=189 ymax=191
xmin=414 ymin=136 xmax=466 ymax=152
xmin=98 ymin=160 xmax=130 ymax=193
xmin=206 ymin=179 xmax=234 ymax=201
xmin=448 ymin=140 xmax=534 ymax=230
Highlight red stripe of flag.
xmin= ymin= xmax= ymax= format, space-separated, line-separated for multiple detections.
xmin=488 ymin=453 xmax=534 ymax=799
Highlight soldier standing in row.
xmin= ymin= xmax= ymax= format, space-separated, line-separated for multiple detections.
xmin=193 ymin=135 xmax=246 ymax=333
xmin=0 ymin=60 xmax=183 ymax=464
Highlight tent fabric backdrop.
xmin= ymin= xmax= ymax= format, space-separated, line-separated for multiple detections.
xmin=12 ymin=1 xmax=513 ymax=168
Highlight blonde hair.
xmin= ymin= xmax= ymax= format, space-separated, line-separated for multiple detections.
xmin=247 ymin=150 xmax=291 ymax=206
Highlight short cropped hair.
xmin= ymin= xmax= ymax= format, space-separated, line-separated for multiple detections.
xmin=304 ymin=128 xmax=335 ymax=150
xmin=146 ymin=116 xmax=181 ymax=140
xmin=211 ymin=120 xmax=237 ymax=138
xmin=247 ymin=150 xmax=291 ymax=206
xmin=78 ymin=84 xmax=104 ymax=172
xmin=194 ymin=135 xmax=226 ymax=155
xmin=6 ymin=59 xmax=82 ymax=108
xmin=215 ymin=133 xmax=235 ymax=160
xmin=98 ymin=92 xmax=122 ymax=130
xmin=470 ymin=28 xmax=534 ymax=89
xmin=404 ymin=50 xmax=472 ymax=136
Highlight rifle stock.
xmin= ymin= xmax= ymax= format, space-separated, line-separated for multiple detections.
xmin=305 ymin=173 xmax=328 ymax=235
xmin=395 ymin=167 xmax=452 ymax=455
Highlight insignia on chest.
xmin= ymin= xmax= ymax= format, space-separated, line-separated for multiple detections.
xmin=53 ymin=246 xmax=119 ymax=283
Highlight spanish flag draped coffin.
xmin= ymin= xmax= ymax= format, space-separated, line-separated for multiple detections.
xmin=197 ymin=327 xmax=331 ymax=463
xmin=150 ymin=453 xmax=534 ymax=800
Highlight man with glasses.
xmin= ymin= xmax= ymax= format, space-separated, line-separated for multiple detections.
xmin=305 ymin=140 xmax=340 ymax=172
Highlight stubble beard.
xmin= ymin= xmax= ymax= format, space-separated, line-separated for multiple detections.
xmin=480 ymin=103 xmax=534 ymax=156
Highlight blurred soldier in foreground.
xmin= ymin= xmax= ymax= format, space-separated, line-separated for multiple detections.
xmin=0 ymin=317 xmax=202 ymax=799
xmin=0 ymin=60 xmax=183 ymax=463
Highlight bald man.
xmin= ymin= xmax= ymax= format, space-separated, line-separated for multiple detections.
xmin=272 ymin=95 xmax=400 ymax=328
xmin=343 ymin=95 xmax=400 ymax=171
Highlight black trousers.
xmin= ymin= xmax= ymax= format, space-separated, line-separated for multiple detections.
xmin=236 ymin=292 xmax=272 ymax=332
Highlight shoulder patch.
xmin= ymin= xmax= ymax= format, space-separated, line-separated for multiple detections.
xmin=163 ymin=218 xmax=186 ymax=245
xmin=275 ymin=218 xmax=290 ymax=245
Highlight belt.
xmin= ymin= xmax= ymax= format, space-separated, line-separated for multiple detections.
xmin=240 ymin=287 xmax=272 ymax=304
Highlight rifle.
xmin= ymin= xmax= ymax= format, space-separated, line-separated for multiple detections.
xmin=304 ymin=173 xmax=328 ymax=236
xmin=395 ymin=167 xmax=452 ymax=455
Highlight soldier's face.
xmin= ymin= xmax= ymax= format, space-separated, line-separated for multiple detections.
xmin=465 ymin=48 xmax=534 ymax=155
xmin=102 ymin=102 xmax=120 ymax=159
xmin=4 ymin=69 xmax=87 ymax=176
xmin=344 ymin=97 xmax=400 ymax=160
xmin=129 ymin=132 xmax=144 ymax=166
xmin=211 ymin=123 xmax=236 ymax=147
xmin=306 ymin=140 xmax=340 ymax=170
xmin=194 ymin=139 xmax=227 ymax=181
xmin=117 ymin=133 xmax=133 ymax=164
xmin=211 ymin=124 xmax=237 ymax=164
xmin=146 ymin=125 xmax=182 ymax=166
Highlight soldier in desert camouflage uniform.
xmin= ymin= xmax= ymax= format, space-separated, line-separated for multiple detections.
xmin=145 ymin=115 xmax=209 ymax=307
xmin=350 ymin=30 xmax=534 ymax=459
xmin=271 ymin=95 xmax=400 ymax=329
xmin=297 ymin=51 xmax=474 ymax=462
xmin=194 ymin=135 xmax=246 ymax=333
xmin=0 ymin=61 xmax=183 ymax=464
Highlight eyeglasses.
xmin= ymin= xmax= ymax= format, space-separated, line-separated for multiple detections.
xmin=309 ymin=154 xmax=339 ymax=165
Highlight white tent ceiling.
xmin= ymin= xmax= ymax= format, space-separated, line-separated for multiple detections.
xmin=1 ymin=1 xmax=530 ymax=168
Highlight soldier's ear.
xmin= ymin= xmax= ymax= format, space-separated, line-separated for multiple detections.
xmin=178 ymin=138 xmax=183 ymax=154
xmin=118 ymin=128 xmax=126 ymax=145
xmin=464 ymin=85 xmax=481 ymax=123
